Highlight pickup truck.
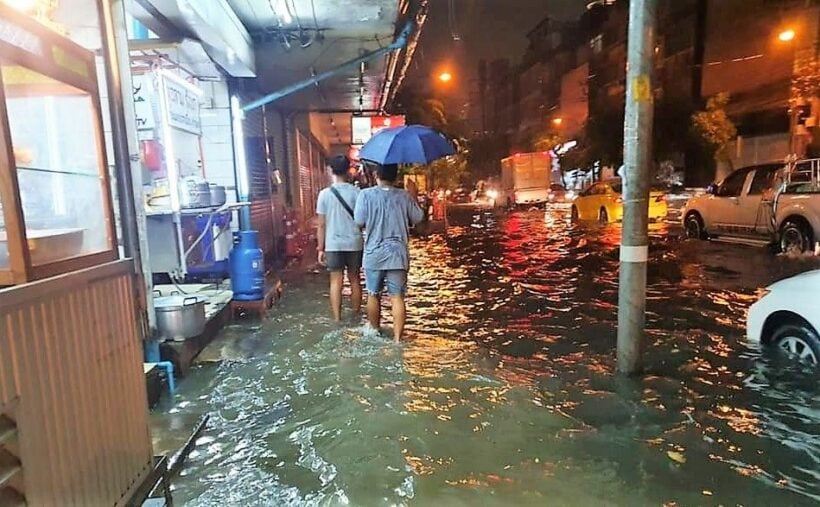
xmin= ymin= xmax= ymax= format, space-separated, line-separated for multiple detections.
xmin=682 ymin=159 xmax=820 ymax=253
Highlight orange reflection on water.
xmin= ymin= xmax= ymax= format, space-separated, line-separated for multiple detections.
xmin=712 ymin=405 xmax=762 ymax=435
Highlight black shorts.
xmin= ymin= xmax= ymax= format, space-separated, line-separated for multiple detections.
xmin=325 ymin=251 xmax=363 ymax=272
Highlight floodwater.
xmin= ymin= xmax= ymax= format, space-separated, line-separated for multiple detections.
xmin=152 ymin=207 xmax=820 ymax=506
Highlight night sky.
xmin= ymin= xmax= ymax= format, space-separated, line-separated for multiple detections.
xmin=407 ymin=0 xmax=587 ymax=86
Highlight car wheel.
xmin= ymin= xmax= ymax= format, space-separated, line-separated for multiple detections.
xmin=598 ymin=207 xmax=609 ymax=224
xmin=772 ymin=323 xmax=820 ymax=366
xmin=779 ymin=219 xmax=813 ymax=254
xmin=684 ymin=212 xmax=707 ymax=240
xmin=570 ymin=205 xmax=579 ymax=222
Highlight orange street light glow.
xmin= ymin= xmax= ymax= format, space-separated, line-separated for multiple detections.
xmin=778 ymin=29 xmax=796 ymax=42
xmin=438 ymin=72 xmax=453 ymax=83
xmin=552 ymin=117 xmax=564 ymax=126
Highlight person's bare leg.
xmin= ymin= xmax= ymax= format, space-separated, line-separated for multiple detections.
xmin=348 ymin=269 xmax=362 ymax=315
xmin=367 ymin=294 xmax=381 ymax=330
xmin=391 ymin=295 xmax=406 ymax=342
xmin=329 ymin=271 xmax=343 ymax=321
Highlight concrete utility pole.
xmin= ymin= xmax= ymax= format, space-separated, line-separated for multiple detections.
xmin=617 ymin=0 xmax=657 ymax=375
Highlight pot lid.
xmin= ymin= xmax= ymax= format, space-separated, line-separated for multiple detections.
xmin=153 ymin=294 xmax=209 ymax=309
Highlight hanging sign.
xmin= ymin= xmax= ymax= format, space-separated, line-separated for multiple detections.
xmin=351 ymin=117 xmax=371 ymax=145
xmin=351 ymin=115 xmax=406 ymax=144
xmin=132 ymin=75 xmax=155 ymax=131
xmin=160 ymin=72 xmax=202 ymax=134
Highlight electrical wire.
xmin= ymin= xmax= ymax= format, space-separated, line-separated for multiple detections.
xmin=310 ymin=0 xmax=320 ymax=31
xmin=306 ymin=34 xmax=393 ymax=69
xmin=288 ymin=0 xmax=303 ymax=32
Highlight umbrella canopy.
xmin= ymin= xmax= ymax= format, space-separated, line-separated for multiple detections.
xmin=359 ymin=125 xmax=456 ymax=165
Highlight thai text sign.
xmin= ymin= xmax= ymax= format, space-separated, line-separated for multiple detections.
xmin=162 ymin=74 xmax=201 ymax=134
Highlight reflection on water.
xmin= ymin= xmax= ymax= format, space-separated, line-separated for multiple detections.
xmin=152 ymin=208 xmax=820 ymax=506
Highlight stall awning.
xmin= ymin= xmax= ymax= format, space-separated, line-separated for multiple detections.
xmin=127 ymin=0 xmax=256 ymax=77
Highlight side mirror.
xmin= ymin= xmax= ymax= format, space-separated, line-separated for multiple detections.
xmin=706 ymin=183 xmax=718 ymax=195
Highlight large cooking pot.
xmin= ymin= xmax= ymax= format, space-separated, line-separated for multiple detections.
xmin=154 ymin=294 xmax=208 ymax=341
xmin=209 ymin=184 xmax=227 ymax=206
xmin=180 ymin=179 xmax=211 ymax=209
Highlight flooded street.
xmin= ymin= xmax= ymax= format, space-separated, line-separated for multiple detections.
xmin=152 ymin=208 xmax=820 ymax=506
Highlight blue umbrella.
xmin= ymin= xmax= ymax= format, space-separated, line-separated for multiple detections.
xmin=359 ymin=125 xmax=456 ymax=165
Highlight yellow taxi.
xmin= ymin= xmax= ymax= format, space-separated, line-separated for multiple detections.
xmin=570 ymin=179 xmax=668 ymax=223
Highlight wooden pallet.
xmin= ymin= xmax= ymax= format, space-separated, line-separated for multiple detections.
xmin=229 ymin=280 xmax=282 ymax=320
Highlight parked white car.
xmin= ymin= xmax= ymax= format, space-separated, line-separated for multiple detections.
xmin=683 ymin=160 xmax=820 ymax=253
xmin=747 ymin=269 xmax=820 ymax=366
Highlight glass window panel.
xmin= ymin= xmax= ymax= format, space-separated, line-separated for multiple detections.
xmin=716 ymin=169 xmax=749 ymax=198
xmin=2 ymin=62 xmax=110 ymax=267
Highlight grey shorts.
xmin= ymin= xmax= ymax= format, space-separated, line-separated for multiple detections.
xmin=364 ymin=269 xmax=407 ymax=296
xmin=325 ymin=251 xmax=363 ymax=272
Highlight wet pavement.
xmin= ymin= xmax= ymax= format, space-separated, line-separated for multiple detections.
xmin=152 ymin=206 xmax=820 ymax=506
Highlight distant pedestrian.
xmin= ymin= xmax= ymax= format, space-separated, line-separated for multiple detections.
xmin=316 ymin=155 xmax=363 ymax=321
xmin=354 ymin=163 xmax=424 ymax=341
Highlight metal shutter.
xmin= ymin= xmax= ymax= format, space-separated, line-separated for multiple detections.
xmin=238 ymin=95 xmax=276 ymax=264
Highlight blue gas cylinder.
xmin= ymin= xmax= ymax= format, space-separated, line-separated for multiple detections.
xmin=229 ymin=230 xmax=265 ymax=301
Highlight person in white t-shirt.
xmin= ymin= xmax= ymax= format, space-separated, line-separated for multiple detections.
xmin=316 ymin=156 xmax=364 ymax=321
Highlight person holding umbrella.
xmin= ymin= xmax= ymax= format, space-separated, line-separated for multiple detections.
xmin=355 ymin=125 xmax=455 ymax=341
xmin=354 ymin=163 xmax=423 ymax=340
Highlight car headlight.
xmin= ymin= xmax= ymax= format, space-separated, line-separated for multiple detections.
xmin=486 ymin=190 xmax=499 ymax=200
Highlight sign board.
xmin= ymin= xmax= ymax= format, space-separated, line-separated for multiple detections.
xmin=132 ymin=75 xmax=155 ymax=132
xmin=351 ymin=115 xmax=406 ymax=144
xmin=370 ymin=115 xmax=405 ymax=137
xmin=351 ymin=117 xmax=370 ymax=145
xmin=161 ymin=73 xmax=201 ymax=135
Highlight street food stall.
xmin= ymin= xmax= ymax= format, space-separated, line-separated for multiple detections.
xmin=0 ymin=4 xmax=154 ymax=505
xmin=0 ymin=4 xmax=117 ymax=285
xmin=135 ymin=67 xmax=237 ymax=280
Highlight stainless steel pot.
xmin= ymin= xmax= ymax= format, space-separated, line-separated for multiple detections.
xmin=180 ymin=180 xmax=211 ymax=209
xmin=154 ymin=294 xmax=208 ymax=341
xmin=209 ymin=184 xmax=227 ymax=206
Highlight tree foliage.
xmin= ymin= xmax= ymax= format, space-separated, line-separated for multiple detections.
xmin=402 ymin=151 xmax=467 ymax=190
xmin=393 ymin=88 xmax=473 ymax=188
xmin=585 ymin=101 xmax=626 ymax=167
xmin=394 ymin=88 xmax=468 ymax=140
xmin=691 ymin=93 xmax=737 ymax=165
xmin=531 ymin=127 xmax=564 ymax=153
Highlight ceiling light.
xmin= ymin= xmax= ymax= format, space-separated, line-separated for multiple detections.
xmin=3 ymin=0 xmax=38 ymax=12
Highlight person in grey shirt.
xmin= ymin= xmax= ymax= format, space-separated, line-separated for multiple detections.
xmin=317 ymin=156 xmax=363 ymax=321
xmin=354 ymin=163 xmax=424 ymax=341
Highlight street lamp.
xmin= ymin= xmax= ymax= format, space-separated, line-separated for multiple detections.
xmin=778 ymin=29 xmax=796 ymax=42
xmin=552 ymin=117 xmax=564 ymax=127
xmin=438 ymin=71 xmax=453 ymax=83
